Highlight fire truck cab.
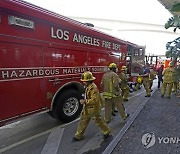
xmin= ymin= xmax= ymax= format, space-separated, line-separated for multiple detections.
xmin=126 ymin=42 xmax=146 ymax=87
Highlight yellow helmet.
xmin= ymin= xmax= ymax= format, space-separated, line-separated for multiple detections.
xmin=137 ymin=76 xmax=143 ymax=84
xmin=121 ymin=65 xmax=127 ymax=71
xmin=108 ymin=63 xmax=117 ymax=69
xmin=81 ymin=71 xmax=96 ymax=82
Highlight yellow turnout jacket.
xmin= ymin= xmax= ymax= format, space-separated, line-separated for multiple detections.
xmin=101 ymin=70 xmax=122 ymax=99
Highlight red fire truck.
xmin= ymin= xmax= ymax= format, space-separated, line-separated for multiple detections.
xmin=0 ymin=0 xmax=129 ymax=125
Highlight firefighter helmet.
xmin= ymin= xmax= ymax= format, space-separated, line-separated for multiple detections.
xmin=137 ymin=76 xmax=143 ymax=84
xmin=108 ymin=63 xmax=117 ymax=69
xmin=81 ymin=71 xmax=96 ymax=82
xmin=121 ymin=65 xmax=127 ymax=71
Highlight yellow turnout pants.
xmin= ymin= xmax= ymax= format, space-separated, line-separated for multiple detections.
xmin=161 ymin=82 xmax=173 ymax=97
xmin=104 ymin=97 xmax=126 ymax=123
xmin=75 ymin=112 xmax=110 ymax=139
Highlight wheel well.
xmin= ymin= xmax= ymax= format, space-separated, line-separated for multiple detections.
xmin=50 ymin=82 xmax=84 ymax=111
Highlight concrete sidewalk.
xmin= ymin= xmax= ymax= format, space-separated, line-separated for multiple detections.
xmin=103 ymin=89 xmax=180 ymax=154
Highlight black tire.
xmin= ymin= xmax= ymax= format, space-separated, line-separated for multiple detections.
xmin=53 ymin=89 xmax=83 ymax=123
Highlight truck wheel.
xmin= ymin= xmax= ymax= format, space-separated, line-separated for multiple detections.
xmin=53 ymin=89 xmax=83 ymax=123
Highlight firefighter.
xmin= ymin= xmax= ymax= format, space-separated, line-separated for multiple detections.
xmin=74 ymin=71 xmax=110 ymax=141
xmin=111 ymin=102 xmax=118 ymax=116
xmin=156 ymin=64 xmax=164 ymax=89
xmin=172 ymin=65 xmax=179 ymax=95
xmin=134 ymin=65 xmax=144 ymax=91
xmin=149 ymin=65 xmax=156 ymax=91
xmin=101 ymin=63 xmax=129 ymax=123
xmin=142 ymin=63 xmax=151 ymax=97
xmin=175 ymin=64 xmax=180 ymax=97
xmin=135 ymin=76 xmax=143 ymax=90
xmin=161 ymin=62 xmax=175 ymax=98
xmin=119 ymin=65 xmax=130 ymax=101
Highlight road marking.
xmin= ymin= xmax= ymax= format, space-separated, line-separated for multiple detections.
xmin=0 ymin=127 xmax=64 ymax=153
xmin=0 ymin=116 xmax=81 ymax=153
xmin=41 ymin=128 xmax=64 ymax=154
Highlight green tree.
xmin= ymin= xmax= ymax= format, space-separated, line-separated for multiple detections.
xmin=165 ymin=16 xmax=180 ymax=32
xmin=166 ymin=37 xmax=180 ymax=64
xmin=164 ymin=2 xmax=180 ymax=32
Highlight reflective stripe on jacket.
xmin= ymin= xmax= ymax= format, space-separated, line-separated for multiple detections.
xmin=118 ymin=72 xmax=129 ymax=89
xmin=173 ymin=68 xmax=179 ymax=82
xmin=101 ymin=70 xmax=121 ymax=99
xmin=149 ymin=69 xmax=156 ymax=80
xmin=162 ymin=67 xmax=175 ymax=83
xmin=84 ymin=82 xmax=103 ymax=116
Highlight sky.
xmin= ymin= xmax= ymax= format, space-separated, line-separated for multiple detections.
xmin=24 ymin=0 xmax=180 ymax=55
xmin=24 ymin=0 xmax=171 ymax=24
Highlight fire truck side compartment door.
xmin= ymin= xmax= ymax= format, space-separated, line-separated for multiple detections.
xmin=0 ymin=41 xmax=45 ymax=121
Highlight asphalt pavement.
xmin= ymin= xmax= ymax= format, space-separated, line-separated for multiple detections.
xmin=103 ymin=89 xmax=180 ymax=154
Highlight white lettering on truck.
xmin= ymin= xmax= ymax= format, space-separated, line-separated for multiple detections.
xmin=1 ymin=68 xmax=60 ymax=80
xmin=51 ymin=27 xmax=69 ymax=41
xmin=50 ymin=27 xmax=121 ymax=51
xmin=0 ymin=66 xmax=106 ymax=81
xmin=73 ymin=33 xmax=100 ymax=47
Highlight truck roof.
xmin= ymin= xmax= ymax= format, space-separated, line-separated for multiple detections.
xmin=0 ymin=0 xmax=127 ymax=45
